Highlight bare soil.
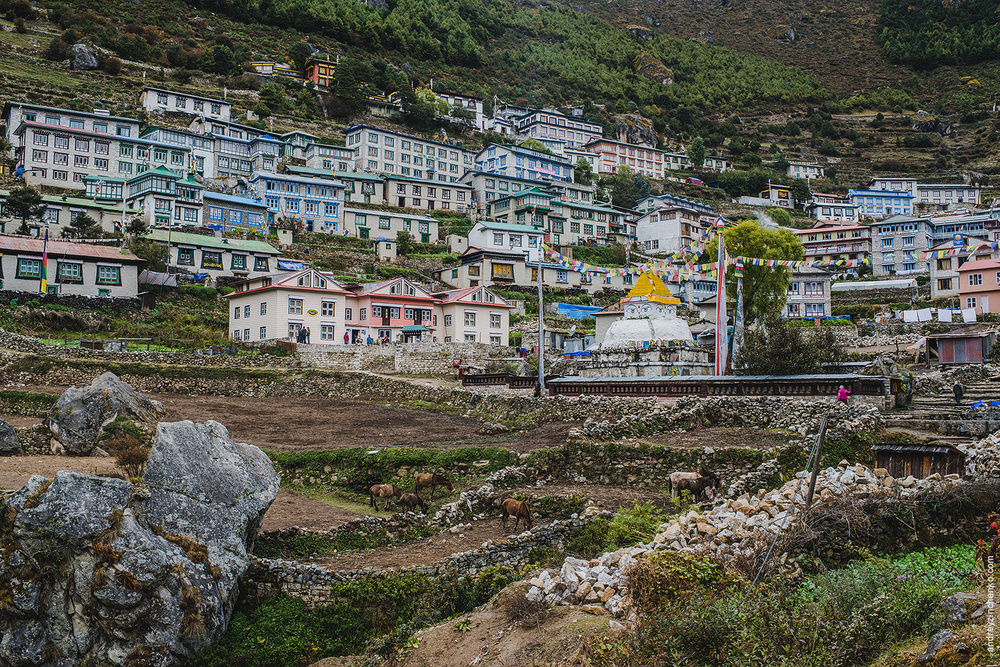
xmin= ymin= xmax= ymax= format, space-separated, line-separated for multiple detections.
xmin=0 ymin=455 xmax=120 ymax=492
xmin=11 ymin=385 xmax=578 ymax=453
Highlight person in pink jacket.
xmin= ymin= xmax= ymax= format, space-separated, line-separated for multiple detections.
xmin=837 ymin=385 xmax=851 ymax=403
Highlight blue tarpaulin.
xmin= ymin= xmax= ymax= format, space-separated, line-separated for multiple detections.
xmin=556 ymin=303 xmax=603 ymax=319
xmin=563 ymin=350 xmax=592 ymax=357
xmin=277 ymin=260 xmax=306 ymax=271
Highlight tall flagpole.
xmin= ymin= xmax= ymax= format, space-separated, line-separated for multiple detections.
xmin=39 ymin=223 xmax=48 ymax=294
xmin=714 ymin=217 xmax=727 ymax=376
xmin=732 ymin=258 xmax=745 ymax=370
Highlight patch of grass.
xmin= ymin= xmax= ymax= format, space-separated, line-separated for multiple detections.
xmin=565 ymin=501 xmax=667 ymax=559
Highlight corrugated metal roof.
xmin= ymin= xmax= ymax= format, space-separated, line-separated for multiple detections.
xmin=144 ymin=230 xmax=279 ymax=255
xmin=0 ymin=236 xmax=143 ymax=262
xmin=872 ymin=443 xmax=963 ymax=456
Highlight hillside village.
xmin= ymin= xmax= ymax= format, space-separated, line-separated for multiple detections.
xmin=3 ymin=1 xmax=1000 ymax=667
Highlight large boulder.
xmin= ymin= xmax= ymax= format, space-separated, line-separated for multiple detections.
xmin=70 ymin=42 xmax=99 ymax=70
xmin=0 ymin=420 xmax=280 ymax=667
xmin=0 ymin=418 xmax=21 ymax=455
xmin=46 ymin=372 xmax=165 ymax=455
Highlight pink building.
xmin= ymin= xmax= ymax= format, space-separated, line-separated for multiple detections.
xmin=584 ymin=139 xmax=665 ymax=180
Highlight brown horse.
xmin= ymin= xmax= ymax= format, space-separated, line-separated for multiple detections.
xmin=397 ymin=492 xmax=428 ymax=513
xmin=414 ymin=473 xmax=454 ymax=500
xmin=675 ymin=470 xmax=720 ymax=502
xmin=369 ymin=483 xmax=402 ymax=511
xmin=500 ymin=498 xmax=534 ymax=531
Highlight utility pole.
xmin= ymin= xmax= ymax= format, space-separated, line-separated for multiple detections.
xmin=537 ymin=250 xmax=545 ymax=393
xmin=805 ymin=415 xmax=828 ymax=509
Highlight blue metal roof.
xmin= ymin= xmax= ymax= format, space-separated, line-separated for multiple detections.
xmin=203 ymin=191 xmax=268 ymax=208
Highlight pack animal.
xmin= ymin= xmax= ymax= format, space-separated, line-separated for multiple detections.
xmin=414 ymin=473 xmax=454 ymax=500
xmin=673 ymin=469 xmax=720 ymax=502
xmin=500 ymin=498 xmax=533 ymax=531
xmin=369 ymin=483 xmax=402 ymax=511
xmin=397 ymin=492 xmax=428 ymax=513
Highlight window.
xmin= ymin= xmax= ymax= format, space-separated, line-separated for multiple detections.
xmin=804 ymin=304 xmax=825 ymax=317
xmin=321 ymin=300 xmax=335 ymax=316
xmin=493 ymin=232 xmax=504 ymax=245
xmin=233 ymin=329 xmax=241 ymax=341
xmin=360 ymin=308 xmax=367 ymax=321
xmin=490 ymin=335 xmax=502 ymax=345
xmin=75 ymin=139 xmax=89 ymax=152
xmin=970 ymin=273 xmax=983 ymax=286
xmin=260 ymin=302 xmax=267 ymax=316
xmin=177 ymin=248 xmax=194 ymax=265
xmin=464 ymin=333 xmax=477 ymax=342
xmin=967 ymin=297 xmax=978 ymax=309
xmin=379 ymin=217 xmax=391 ymax=229
xmin=938 ymin=278 xmax=953 ymax=291
xmin=33 ymin=132 xmax=48 ymax=146
xmin=556 ymin=269 xmax=568 ymax=283
xmin=243 ymin=305 xmax=251 ymax=319
xmin=57 ymin=262 xmax=82 ymax=283
xmin=490 ymin=314 xmax=502 ymax=329
xmin=201 ymin=251 xmax=223 ymax=269
xmin=345 ymin=308 xmax=353 ymax=321
xmin=320 ymin=324 xmax=335 ymax=341
xmin=234 ymin=306 xmax=241 ymax=320
xmin=937 ymin=258 xmax=950 ymax=271
xmin=464 ymin=312 xmax=476 ymax=326
xmin=444 ymin=314 xmax=453 ymax=327
xmin=254 ymin=257 xmax=269 ymax=272
xmin=32 ymin=149 xmax=47 ymax=163
xmin=260 ymin=326 xmax=266 ymax=339
xmin=231 ymin=254 xmax=247 ymax=271
xmin=16 ymin=258 xmax=40 ymax=278
xmin=288 ymin=298 xmax=303 ymax=314
xmin=96 ymin=265 xmax=121 ymax=285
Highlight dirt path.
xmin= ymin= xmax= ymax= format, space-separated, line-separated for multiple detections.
xmin=9 ymin=385 xmax=577 ymax=453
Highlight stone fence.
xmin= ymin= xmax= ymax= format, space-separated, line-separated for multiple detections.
xmin=297 ymin=341 xmax=517 ymax=375
xmin=0 ymin=327 xmax=515 ymax=375
xmin=243 ymin=511 xmax=608 ymax=609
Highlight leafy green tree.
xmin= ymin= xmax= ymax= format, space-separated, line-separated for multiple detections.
xmin=395 ymin=230 xmax=413 ymax=256
xmin=4 ymin=186 xmax=46 ymax=235
xmin=688 ymin=137 xmax=706 ymax=167
xmin=201 ymin=45 xmax=239 ymax=76
xmin=259 ymin=83 xmax=287 ymax=112
xmin=735 ymin=312 xmax=842 ymax=375
xmin=766 ymin=207 xmax=792 ymax=227
xmin=611 ymin=166 xmax=640 ymax=210
xmin=252 ymin=102 xmax=272 ymax=119
xmin=705 ymin=221 xmax=804 ymax=325
xmin=790 ymin=179 xmax=812 ymax=204
xmin=574 ymin=158 xmax=594 ymax=185
xmin=129 ymin=238 xmax=168 ymax=272
xmin=126 ymin=217 xmax=148 ymax=237
xmin=66 ymin=213 xmax=102 ymax=239
xmin=287 ymin=41 xmax=313 ymax=73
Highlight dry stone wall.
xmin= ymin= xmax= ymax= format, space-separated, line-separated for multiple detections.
xmin=298 ymin=341 xmax=517 ymax=375
xmin=243 ymin=510 xmax=608 ymax=609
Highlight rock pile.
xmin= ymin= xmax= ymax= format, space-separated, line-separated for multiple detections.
xmin=0 ymin=420 xmax=279 ymax=667
xmin=529 ymin=462 xmax=960 ymax=617
xmin=46 ymin=372 xmax=165 ymax=455
xmin=959 ymin=432 xmax=1000 ymax=480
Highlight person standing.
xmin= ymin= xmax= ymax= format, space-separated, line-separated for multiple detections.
xmin=344 ymin=331 xmax=350 ymax=345
xmin=836 ymin=385 xmax=851 ymax=403
xmin=954 ymin=381 xmax=964 ymax=405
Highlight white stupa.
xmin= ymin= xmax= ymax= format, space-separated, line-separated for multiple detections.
xmin=598 ymin=273 xmax=693 ymax=350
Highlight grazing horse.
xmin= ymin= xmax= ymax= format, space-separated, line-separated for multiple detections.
xmin=669 ymin=468 xmax=718 ymax=499
xmin=675 ymin=471 xmax=720 ymax=502
xmin=397 ymin=492 xmax=428 ymax=513
xmin=414 ymin=473 xmax=454 ymax=500
xmin=500 ymin=498 xmax=534 ymax=531
xmin=369 ymin=484 xmax=403 ymax=511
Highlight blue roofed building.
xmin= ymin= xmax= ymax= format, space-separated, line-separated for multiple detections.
xmin=848 ymin=188 xmax=914 ymax=219
xmin=474 ymin=144 xmax=573 ymax=183
xmin=203 ymin=191 xmax=274 ymax=233
xmin=249 ymin=171 xmax=345 ymax=233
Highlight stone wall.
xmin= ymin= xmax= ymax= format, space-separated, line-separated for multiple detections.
xmin=0 ymin=290 xmax=139 ymax=311
xmin=242 ymin=511 xmax=608 ymax=609
xmin=298 ymin=341 xmax=517 ymax=375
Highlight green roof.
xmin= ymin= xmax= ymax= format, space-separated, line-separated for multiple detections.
xmin=559 ymin=201 xmax=620 ymax=215
xmin=477 ymin=220 xmax=545 ymax=233
xmin=145 ymin=229 xmax=280 ymax=255
xmin=0 ymin=189 xmax=137 ymax=214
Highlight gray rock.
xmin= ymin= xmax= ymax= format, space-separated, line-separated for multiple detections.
xmin=70 ymin=42 xmax=99 ymax=70
xmin=0 ymin=419 xmax=279 ymax=666
xmin=47 ymin=372 xmax=165 ymax=455
xmin=918 ymin=629 xmax=954 ymax=663
xmin=941 ymin=595 xmax=967 ymax=622
xmin=0 ymin=418 xmax=21 ymax=455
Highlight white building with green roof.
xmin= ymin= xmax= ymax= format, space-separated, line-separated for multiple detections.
xmin=0 ymin=189 xmax=138 ymax=237
xmin=125 ymin=166 xmax=205 ymax=228
xmin=144 ymin=229 xmax=280 ymax=279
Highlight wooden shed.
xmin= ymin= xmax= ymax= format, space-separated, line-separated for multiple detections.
xmin=872 ymin=443 xmax=966 ymax=479
xmin=926 ymin=331 xmax=995 ymax=365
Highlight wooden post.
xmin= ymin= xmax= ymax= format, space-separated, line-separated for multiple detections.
xmin=805 ymin=414 xmax=829 ymax=509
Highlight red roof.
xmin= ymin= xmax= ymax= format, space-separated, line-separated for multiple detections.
xmin=956 ymin=258 xmax=1000 ymax=272
xmin=0 ymin=236 xmax=143 ymax=263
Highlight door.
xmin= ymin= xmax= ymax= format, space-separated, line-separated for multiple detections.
xmin=983 ymin=296 xmax=990 ymax=313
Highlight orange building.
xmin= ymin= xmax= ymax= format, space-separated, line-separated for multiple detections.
xmin=957 ymin=257 xmax=1000 ymax=313
xmin=305 ymin=58 xmax=337 ymax=88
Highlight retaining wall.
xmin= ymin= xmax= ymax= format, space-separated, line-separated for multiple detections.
xmin=243 ymin=513 xmax=605 ymax=609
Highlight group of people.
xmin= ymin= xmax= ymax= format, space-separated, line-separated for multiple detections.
xmin=344 ymin=332 xmax=393 ymax=345
xmin=295 ymin=327 xmax=311 ymax=344
xmin=840 ymin=381 xmax=969 ymax=406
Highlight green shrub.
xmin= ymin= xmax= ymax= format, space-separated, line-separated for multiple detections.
xmin=566 ymin=501 xmax=666 ymax=558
